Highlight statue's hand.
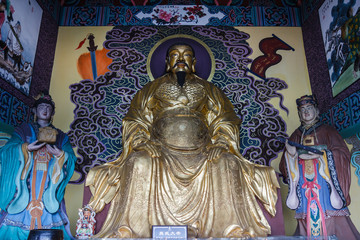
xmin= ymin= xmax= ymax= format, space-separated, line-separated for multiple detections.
xmin=133 ymin=141 xmax=161 ymax=158
xmin=27 ymin=140 xmax=46 ymax=152
xmin=299 ymin=151 xmax=321 ymax=160
xmin=46 ymin=144 xmax=64 ymax=158
xmin=87 ymin=164 xmax=121 ymax=187
xmin=285 ymin=140 xmax=297 ymax=157
xmin=86 ymin=164 xmax=121 ymax=212
xmin=207 ymin=145 xmax=226 ymax=162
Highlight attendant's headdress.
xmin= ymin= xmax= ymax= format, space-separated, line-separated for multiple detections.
xmin=33 ymin=91 xmax=55 ymax=110
xmin=296 ymin=95 xmax=317 ymax=109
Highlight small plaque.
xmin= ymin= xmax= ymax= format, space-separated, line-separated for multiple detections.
xmin=152 ymin=225 xmax=187 ymax=240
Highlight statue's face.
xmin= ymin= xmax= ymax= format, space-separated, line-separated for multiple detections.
xmin=83 ymin=210 xmax=91 ymax=221
xmin=166 ymin=45 xmax=196 ymax=74
xmin=35 ymin=103 xmax=53 ymax=122
xmin=299 ymin=103 xmax=318 ymax=125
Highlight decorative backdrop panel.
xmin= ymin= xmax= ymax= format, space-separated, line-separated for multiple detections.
xmin=60 ymin=0 xmax=299 ymax=7
xmin=37 ymin=0 xmax=61 ymax=22
xmin=37 ymin=0 xmax=321 ymax=27
xmin=300 ymin=0 xmax=321 ymax=22
xmin=68 ymin=26 xmax=289 ymax=183
xmin=320 ymin=90 xmax=360 ymax=138
xmin=59 ymin=5 xmax=301 ymax=26
xmin=0 ymin=88 xmax=31 ymax=127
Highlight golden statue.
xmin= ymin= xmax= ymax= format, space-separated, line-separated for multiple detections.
xmin=86 ymin=43 xmax=280 ymax=238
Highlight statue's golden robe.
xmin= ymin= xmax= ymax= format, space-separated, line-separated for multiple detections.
xmin=86 ymin=73 xmax=279 ymax=238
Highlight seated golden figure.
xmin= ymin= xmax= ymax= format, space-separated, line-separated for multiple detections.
xmin=86 ymin=43 xmax=280 ymax=238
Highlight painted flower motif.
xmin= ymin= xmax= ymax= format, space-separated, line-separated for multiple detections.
xmin=182 ymin=5 xmax=206 ymax=23
xmin=310 ymin=200 xmax=318 ymax=218
xmin=186 ymin=6 xmax=206 ymax=17
xmin=159 ymin=9 xmax=172 ymax=22
xmin=152 ymin=8 xmax=180 ymax=25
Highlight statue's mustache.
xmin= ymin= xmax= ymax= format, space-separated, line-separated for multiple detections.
xmin=174 ymin=61 xmax=189 ymax=68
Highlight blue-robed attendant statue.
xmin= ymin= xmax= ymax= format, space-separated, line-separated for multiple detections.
xmin=0 ymin=93 xmax=76 ymax=240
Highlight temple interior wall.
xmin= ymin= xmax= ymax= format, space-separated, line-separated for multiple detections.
xmin=49 ymin=26 xmax=360 ymax=236
xmin=0 ymin=0 xmax=359 ymax=238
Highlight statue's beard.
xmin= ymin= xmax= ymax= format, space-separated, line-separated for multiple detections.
xmin=176 ymin=71 xmax=186 ymax=87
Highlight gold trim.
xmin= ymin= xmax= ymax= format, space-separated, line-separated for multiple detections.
xmin=146 ymin=34 xmax=215 ymax=82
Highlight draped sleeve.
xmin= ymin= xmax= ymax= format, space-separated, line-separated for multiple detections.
xmin=204 ymin=80 xmax=242 ymax=153
xmin=85 ymin=79 xmax=159 ymax=211
xmin=205 ymin=80 xmax=279 ymax=215
xmin=279 ymin=129 xmax=301 ymax=182
xmin=320 ymin=125 xmax=351 ymax=205
xmin=0 ymin=129 xmax=25 ymax=210
xmin=116 ymin=79 xmax=158 ymax=164
xmin=43 ymin=131 xmax=76 ymax=213
xmin=55 ymin=133 xmax=77 ymax=203
xmin=0 ymin=123 xmax=32 ymax=212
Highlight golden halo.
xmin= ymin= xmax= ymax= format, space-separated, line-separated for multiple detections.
xmin=146 ymin=34 xmax=215 ymax=81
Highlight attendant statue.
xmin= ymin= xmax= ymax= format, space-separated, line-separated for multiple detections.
xmin=86 ymin=43 xmax=280 ymax=238
xmin=0 ymin=93 xmax=76 ymax=240
xmin=76 ymin=205 xmax=96 ymax=239
xmin=279 ymin=95 xmax=360 ymax=239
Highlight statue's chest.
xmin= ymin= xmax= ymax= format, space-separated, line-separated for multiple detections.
xmin=155 ymin=82 xmax=206 ymax=105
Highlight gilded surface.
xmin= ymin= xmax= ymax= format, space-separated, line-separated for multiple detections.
xmin=86 ymin=44 xmax=279 ymax=238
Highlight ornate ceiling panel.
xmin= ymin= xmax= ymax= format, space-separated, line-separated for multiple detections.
xmin=60 ymin=0 xmax=301 ymax=7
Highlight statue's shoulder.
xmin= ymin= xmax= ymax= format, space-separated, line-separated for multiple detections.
xmin=193 ymin=74 xmax=206 ymax=81
xmin=319 ymin=123 xmax=340 ymax=135
xmin=134 ymin=74 xmax=170 ymax=100
xmin=53 ymin=126 xmax=66 ymax=138
xmin=145 ymin=74 xmax=169 ymax=87
xmin=14 ymin=122 xmax=32 ymax=136
xmin=193 ymin=75 xmax=212 ymax=87
xmin=156 ymin=74 xmax=171 ymax=81
xmin=193 ymin=75 xmax=223 ymax=94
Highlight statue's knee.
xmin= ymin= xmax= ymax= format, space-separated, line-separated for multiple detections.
xmin=127 ymin=151 xmax=152 ymax=171
xmin=214 ymin=152 xmax=230 ymax=163
xmin=217 ymin=153 xmax=241 ymax=171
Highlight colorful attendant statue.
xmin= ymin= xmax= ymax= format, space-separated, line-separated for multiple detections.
xmin=86 ymin=43 xmax=279 ymax=238
xmin=0 ymin=93 xmax=76 ymax=240
xmin=279 ymin=95 xmax=360 ymax=239
xmin=75 ymin=205 xmax=96 ymax=239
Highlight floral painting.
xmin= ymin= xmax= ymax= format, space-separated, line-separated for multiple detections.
xmin=135 ymin=5 xmax=224 ymax=25
xmin=152 ymin=5 xmax=207 ymax=24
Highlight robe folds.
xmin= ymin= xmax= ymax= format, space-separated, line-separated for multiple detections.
xmin=280 ymin=122 xmax=360 ymax=239
xmin=86 ymin=73 xmax=280 ymax=238
xmin=0 ymin=122 xmax=76 ymax=240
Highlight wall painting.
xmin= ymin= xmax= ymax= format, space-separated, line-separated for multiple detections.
xmin=319 ymin=0 xmax=360 ymax=96
xmin=0 ymin=0 xmax=43 ymax=96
